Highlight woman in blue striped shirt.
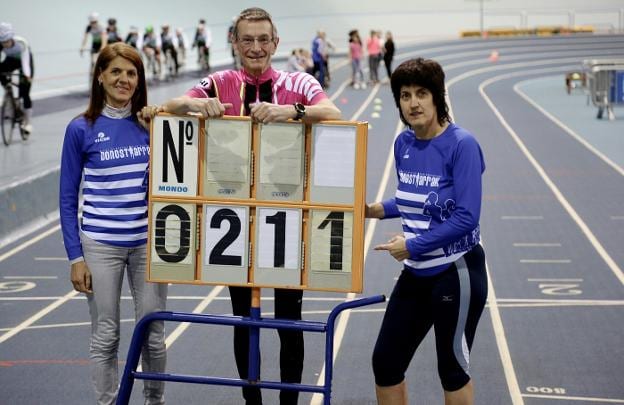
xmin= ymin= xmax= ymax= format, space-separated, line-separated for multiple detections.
xmin=60 ymin=42 xmax=167 ymax=405
xmin=366 ymin=58 xmax=488 ymax=405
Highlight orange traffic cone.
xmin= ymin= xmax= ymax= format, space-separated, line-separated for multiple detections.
xmin=488 ymin=50 xmax=499 ymax=62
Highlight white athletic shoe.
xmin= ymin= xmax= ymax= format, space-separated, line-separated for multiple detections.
xmin=354 ymin=83 xmax=360 ymax=90
xmin=21 ymin=123 xmax=33 ymax=134
xmin=361 ymin=82 xmax=367 ymax=89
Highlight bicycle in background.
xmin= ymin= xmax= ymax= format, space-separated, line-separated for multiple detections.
xmin=1 ymin=72 xmax=28 ymax=146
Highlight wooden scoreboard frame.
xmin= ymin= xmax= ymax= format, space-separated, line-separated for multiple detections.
xmin=146 ymin=114 xmax=368 ymax=293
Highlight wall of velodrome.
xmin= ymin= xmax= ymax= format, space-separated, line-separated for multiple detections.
xmin=0 ymin=168 xmax=59 ymax=241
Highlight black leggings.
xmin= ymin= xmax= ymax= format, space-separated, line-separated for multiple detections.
xmin=0 ymin=56 xmax=34 ymax=109
xmin=372 ymin=244 xmax=487 ymax=391
xmin=229 ymin=286 xmax=304 ymax=405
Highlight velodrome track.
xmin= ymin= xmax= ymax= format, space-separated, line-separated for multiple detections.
xmin=1 ymin=34 xmax=623 ymax=404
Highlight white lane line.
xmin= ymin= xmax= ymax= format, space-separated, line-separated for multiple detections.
xmin=0 ymin=224 xmax=61 ymax=263
xmin=447 ymin=74 xmax=524 ymax=404
xmin=484 ymin=263 xmax=524 ymax=404
xmin=132 ymin=286 xmax=225 ymax=373
xmin=480 ymin=260 xmax=524 ymax=404
xmin=7 ymin=299 xmax=624 ymax=332
xmin=349 ymin=83 xmax=382 ymax=121
xmin=310 ymin=117 xmax=402 ymax=405
xmin=522 ymin=393 xmax=624 ymax=403
xmin=514 ymin=82 xmax=624 ymax=177
xmin=34 ymin=257 xmax=67 ymax=261
xmin=0 ymin=289 xmax=79 ymax=344
xmin=478 ymin=71 xmax=624 ymax=286
xmin=163 ymin=286 xmax=224 ymax=348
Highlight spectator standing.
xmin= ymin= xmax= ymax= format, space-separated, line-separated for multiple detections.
xmin=286 ymin=48 xmax=305 ymax=72
xmin=383 ymin=31 xmax=395 ymax=82
xmin=366 ymin=29 xmax=381 ymax=84
xmin=349 ymin=29 xmax=365 ymax=89
xmin=311 ymin=30 xmax=326 ymax=88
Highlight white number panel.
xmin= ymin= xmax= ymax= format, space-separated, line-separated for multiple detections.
xmin=149 ymin=202 xmax=196 ymax=282
xmin=151 ymin=115 xmax=199 ymax=197
xmin=256 ymin=208 xmax=301 ymax=270
xmin=201 ymin=204 xmax=250 ymax=284
xmin=204 ymin=205 xmax=248 ymax=267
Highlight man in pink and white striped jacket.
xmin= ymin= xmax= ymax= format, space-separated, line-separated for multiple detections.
xmin=152 ymin=7 xmax=341 ymax=405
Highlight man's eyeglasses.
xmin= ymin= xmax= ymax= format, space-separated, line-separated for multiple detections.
xmin=237 ymin=35 xmax=274 ymax=48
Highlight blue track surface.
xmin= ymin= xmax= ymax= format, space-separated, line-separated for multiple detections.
xmin=1 ymin=34 xmax=623 ymax=404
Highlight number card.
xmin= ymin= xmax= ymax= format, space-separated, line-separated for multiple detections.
xmin=149 ymin=202 xmax=196 ymax=281
xmin=147 ymin=115 xmax=368 ymax=292
xmin=201 ymin=204 xmax=249 ymax=284
xmin=254 ymin=207 xmax=302 ymax=287
xmin=256 ymin=123 xmax=305 ymax=201
xmin=308 ymin=210 xmax=353 ymax=290
xmin=309 ymin=124 xmax=357 ymax=204
xmin=151 ymin=115 xmax=199 ymax=197
xmin=203 ymin=118 xmax=252 ymax=199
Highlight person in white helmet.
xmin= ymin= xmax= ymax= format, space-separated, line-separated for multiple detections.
xmin=0 ymin=22 xmax=34 ymax=134
xmin=81 ymin=12 xmax=108 ymax=76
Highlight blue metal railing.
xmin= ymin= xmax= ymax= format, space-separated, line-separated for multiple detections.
xmin=116 ymin=294 xmax=385 ymax=404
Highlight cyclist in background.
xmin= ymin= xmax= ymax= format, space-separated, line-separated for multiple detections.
xmin=142 ymin=25 xmax=161 ymax=76
xmin=80 ymin=12 xmax=107 ymax=73
xmin=193 ymin=20 xmax=211 ymax=70
xmin=160 ymin=24 xmax=178 ymax=75
xmin=124 ymin=26 xmax=142 ymax=50
xmin=106 ymin=18 xmax=122 ymax=44
xmin=175 ymin=27 xmax=188 ymax=68
xmin=0 ymin=22 xmax=34 ymax=134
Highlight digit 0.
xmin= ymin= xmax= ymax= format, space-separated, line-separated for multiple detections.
xmin=155 ymin=204 xmax=190 ymax=263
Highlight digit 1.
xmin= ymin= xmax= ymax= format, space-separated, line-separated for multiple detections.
xmin=318 ymin=211 xmax=344 ymax=270
xmin=265 ymin=211 xmax=286 ymax=267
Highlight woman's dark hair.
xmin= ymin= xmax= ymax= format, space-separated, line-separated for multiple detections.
xmin=84 ymin=42 xmax=147 ymax=124
xmin=390 ymin=58 xmax=451 ymax=127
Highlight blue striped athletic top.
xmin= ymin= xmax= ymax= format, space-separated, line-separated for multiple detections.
xmin=60 ymin=115 xmax=150 ymax=261
xmin=381 ymin=123 xmax=485 ymax=276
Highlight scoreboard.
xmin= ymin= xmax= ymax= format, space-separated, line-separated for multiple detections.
xmin=147 ymin=114 xmax=368 ymax=293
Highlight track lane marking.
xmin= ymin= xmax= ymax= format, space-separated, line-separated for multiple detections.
xmin=310 ymin=113 xmax=399 ymax=405
xmin=478 ymin=70 xmax=624 ymax=286
xmin=514 ymin=82 xmax=624 ymax=177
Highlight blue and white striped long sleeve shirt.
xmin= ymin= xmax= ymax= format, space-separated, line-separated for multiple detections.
xmin=60 ymin=115 xmax=150 ymax=261
xmin=381 ymin=124 xmax=485 ymax=276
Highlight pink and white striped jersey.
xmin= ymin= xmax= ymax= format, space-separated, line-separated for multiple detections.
xmin=185 ymin=67 xmax=327 ymax=116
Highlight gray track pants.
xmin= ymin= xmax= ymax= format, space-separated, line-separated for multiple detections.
xmin=81 ymin=234 xmax=168 ymax=405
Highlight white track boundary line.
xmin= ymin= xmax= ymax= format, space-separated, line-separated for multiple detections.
xmin=310 ymin=115 xmax=400 ymax=405
xmin=514 ymin=81 xmax=624 ymax=177
xmin=0 ymin=289 xmax=79 ymax=344
xmin=479 ymin=72 xmax=624 ymax=286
